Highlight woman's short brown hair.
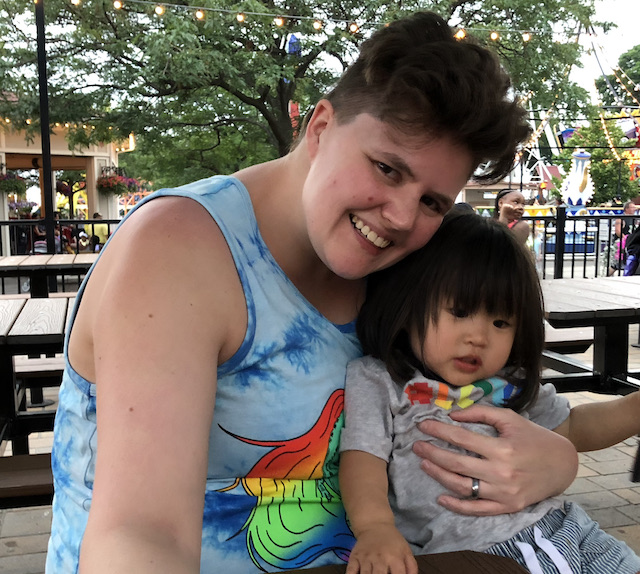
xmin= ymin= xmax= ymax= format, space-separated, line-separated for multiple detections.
xmin=298 ymin=11 xmax=531 ymax=184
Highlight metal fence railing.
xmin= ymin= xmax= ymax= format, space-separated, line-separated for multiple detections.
xmin=524 ymin=207 xmax=633 ymax=280
xmin=0 ymin=208 xmax=634 ymax=294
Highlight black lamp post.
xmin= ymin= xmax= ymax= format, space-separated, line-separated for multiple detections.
xmin=34 ymin=0 xmax=56 ymax=255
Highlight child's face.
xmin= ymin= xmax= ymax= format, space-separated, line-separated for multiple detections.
xmin=410 ymin=303 xmax=516 ymax=387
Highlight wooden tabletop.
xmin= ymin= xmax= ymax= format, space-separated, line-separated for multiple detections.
xmin=0 ymin=253 xmax=98 ymax=271
xmin=286 ymin=551 xmax=528 ymax=573
xmin=542 ymin=276 xmax=640 ymax=328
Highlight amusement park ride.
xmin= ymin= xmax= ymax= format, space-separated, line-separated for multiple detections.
xmin=514 ymin=25 xmax=639 ymax=214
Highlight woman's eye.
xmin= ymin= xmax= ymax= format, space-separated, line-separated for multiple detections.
xmin=376 ymin=162 xmax=396 ymax=177
xmin=420 ymin=195 xmax=443 ymax=213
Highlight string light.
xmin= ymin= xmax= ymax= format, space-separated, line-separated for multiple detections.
xmin=61 ymin=0 xmax=554 ymax=40
xmin=113 ymin=0 xmax=122 ymax=8
xmin=599 ymin=110 xmax=621 ymax=160
xmin=610 ymin=68 xmax=640 ymax=108
xmin=195 ymin=9 xmax=204 ymax=20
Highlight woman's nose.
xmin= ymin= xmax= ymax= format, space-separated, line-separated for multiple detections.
xmin=380 ymin=192 xmax=421 ymax=231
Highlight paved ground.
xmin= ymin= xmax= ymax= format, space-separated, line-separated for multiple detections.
xmin=1 ymin=326 xmax=640 ymax=574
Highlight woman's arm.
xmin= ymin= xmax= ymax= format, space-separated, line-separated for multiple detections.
xmin=76 ymin=198 xmax=245 ymax=573
xmin=553 ymin=392 xmax=640 ymax=452
xmin=340 ymin=450 xmax=417 ymax=574
xmin=412 ymin=405 xmax=578 ymax=516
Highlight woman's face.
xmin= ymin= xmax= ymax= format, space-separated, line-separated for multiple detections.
xmin=301 ymin=102 xmax=474 ymax=280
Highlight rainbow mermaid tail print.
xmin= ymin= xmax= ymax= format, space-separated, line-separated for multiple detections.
xmin=216 ymin=389 xmax=354 ymax=571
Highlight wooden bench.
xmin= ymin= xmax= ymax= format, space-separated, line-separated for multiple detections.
xmin=0 ymin=453 xmax=53 ymax=508
xmin=15 ymin=355 xmax=65 ymax=389
xmin=544 ymin=323 xmax=594 ymax=354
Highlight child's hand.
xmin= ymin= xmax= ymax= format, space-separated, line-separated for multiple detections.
xmin=346 ymin=524 xmax=418 ymax=574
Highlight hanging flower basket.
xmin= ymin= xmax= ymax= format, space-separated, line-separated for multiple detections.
xmin=8 ymin=200 xmax=37 ymax=219
xmin=97 ymin=174 xmax=142 ymax=196
xmin=0 ymin=172 xmax=27 ymax=195
xmin=97 ymin=174 xmax=128 ymax=196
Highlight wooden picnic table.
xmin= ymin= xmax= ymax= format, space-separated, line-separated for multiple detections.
xmin=0 ymin=253 xmax=97 ymax=297
xmin=286 ymin=551 xmax=527 ymax=573
xmin=541 ymin=275 xmax=640 ymax=394
xmin=0 ymin=296 xmax=74 ymax=454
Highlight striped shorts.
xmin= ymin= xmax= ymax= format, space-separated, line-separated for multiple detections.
xmin=485 ymin=502 xmax=640 ymax=574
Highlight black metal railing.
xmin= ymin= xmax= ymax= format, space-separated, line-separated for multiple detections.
xmin=0 ymin=218 xmax=119 ymax=294
xmin=523 ymin=207 xmax=633 ymax=280
xmin=0 ymin=208 xmax=634 ymax=294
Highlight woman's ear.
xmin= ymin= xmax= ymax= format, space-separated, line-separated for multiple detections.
xmin=305 ymin=99 xmax=334 ymax=160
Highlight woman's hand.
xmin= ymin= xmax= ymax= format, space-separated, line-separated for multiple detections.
xmin=345 ymin=525 xmax=418 ymax=574
xmin=412 ymin=404 xmax=578 ymax=516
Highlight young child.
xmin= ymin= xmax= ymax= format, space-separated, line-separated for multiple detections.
xmin=340 ymin=211 xmax=640 ymax=574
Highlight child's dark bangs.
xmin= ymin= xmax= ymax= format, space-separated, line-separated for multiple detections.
xmin=444 ymin=224 xmax=520 ymax=319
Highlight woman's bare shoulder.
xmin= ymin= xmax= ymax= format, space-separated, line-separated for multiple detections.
xmin=69 ymin=195 xmax=247 ymax=378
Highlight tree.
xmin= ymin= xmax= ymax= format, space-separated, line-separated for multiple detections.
xmin=556 ymin=121 xmax=638 ymax=205
xmin=0 ymin=0 xmax=606 ymax=188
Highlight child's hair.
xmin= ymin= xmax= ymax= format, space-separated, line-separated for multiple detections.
xmin=494 ymin=189 xmax=517 ymax=217
xmin=357 ymin=211 xmax=544 ymax=412
xmin=295 ymin=11 xmax=531 ymax=184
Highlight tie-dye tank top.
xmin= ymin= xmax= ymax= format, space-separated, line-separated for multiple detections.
xmin=46 ymin=176 xmax=362 ymax=573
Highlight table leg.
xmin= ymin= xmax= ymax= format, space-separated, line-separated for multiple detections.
xmin=593 ymin=324 xmax=628 ymax=391
xmin=29 ymin=270 xmax=49 ymax=298
xmin=0 ymin=350 xmax=14 ymax=432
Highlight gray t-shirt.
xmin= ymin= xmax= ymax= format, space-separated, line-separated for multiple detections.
xmin=340 ymin=356 xmax=570 ymax=554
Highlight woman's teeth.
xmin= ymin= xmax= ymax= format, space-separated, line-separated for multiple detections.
xmin=351 ymin=215 xmax=390 ymax=249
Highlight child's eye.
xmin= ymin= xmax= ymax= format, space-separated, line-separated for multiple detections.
xmin=493 ymin=319 xmax=511 ymax=329
xmin=450 ymin=308 xmax=469 ymax=318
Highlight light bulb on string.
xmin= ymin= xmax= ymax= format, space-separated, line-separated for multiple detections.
xmin=274 ymin=16 xmax=284 ymax=27
xmin=195 ymin=9 xmax=204 ymax=20
xmin=70 ymin=0 xmax=80 ymax=5
xmin=348 ymin=22 xmax=359 ymax=33
xmin=113 ymin=0 xmax=122 ymax=9
xmin=490 ymin=31 xmax=499 ymax=41
xmin=154 ymin=5 xmax=164 ymax=15
xmin=522 ymin=32 xmax=531 ymax=42
xmin=236 ymin=13 xmax=245 ymax=23
xmin=454 ymin=28 xmax=466 ymax=40
xmin=312 ymin=19 xmax=322 ymax=31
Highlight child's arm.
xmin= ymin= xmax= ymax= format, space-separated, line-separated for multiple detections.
xmin=553 ymin=391 xmax=640 ymax=452
xmin=340 ymin=450 xmax=418 ymax=574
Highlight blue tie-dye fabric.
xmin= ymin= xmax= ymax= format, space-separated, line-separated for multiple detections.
xmin=46 ymin=176 xmax=362 ymax=573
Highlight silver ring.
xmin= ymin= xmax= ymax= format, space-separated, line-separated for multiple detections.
xmin=471 ymin=478 xmax=480 ymax=500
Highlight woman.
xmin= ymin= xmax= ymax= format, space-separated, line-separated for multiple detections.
xmin=46 ymin=12 xmax=578 ymax=574
xmin=494 ymin=188 xmax=530 ymax=245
